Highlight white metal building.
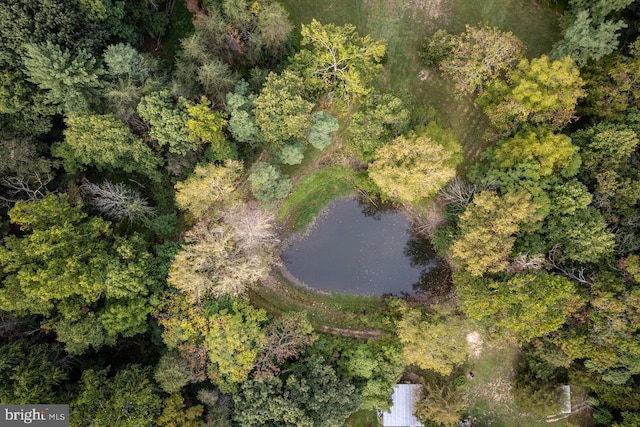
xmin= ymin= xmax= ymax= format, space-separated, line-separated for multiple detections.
xmin=382 ymin=384 xmax=423 ymax=427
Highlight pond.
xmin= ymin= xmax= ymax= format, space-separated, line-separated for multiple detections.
xmin=282 ymin=197 xmax=450 ymax=296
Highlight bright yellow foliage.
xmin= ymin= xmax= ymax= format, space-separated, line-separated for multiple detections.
xmin=368 ymin=133 xmax=460 ymax=203
xmin=451 ymin=191 xmax=540 ymax=276
xmin=174 ymin=160 xmax=243 ymax=218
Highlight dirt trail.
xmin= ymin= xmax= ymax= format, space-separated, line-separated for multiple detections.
xmin=320 ymin=326 xmax=386 ymax=339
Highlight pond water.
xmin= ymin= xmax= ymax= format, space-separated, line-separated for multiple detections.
xmin=282 ymin=197 xmax=450 ymax=296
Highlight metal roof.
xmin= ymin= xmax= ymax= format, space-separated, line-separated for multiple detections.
xmin=382 ymin=384 xmax=423 ymax=427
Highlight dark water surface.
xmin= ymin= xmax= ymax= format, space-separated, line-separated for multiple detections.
xmin=282 ymin=198 xmax=450 ymax=296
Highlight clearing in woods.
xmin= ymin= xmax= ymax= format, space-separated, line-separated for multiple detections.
xmin=279 ymin=0 xmax=563 ymax=173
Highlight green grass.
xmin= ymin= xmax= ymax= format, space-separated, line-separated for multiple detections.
xmin=279 ymin=0 xmax=563 ymax=174
xmin=464 ymin=337 xmax=574 ymax=427
xmin=347 ymin=409 xmax=382 ymax=427
xmin=278 ymin=165 xmax=355 ymax=232
xmin=248 ymin=272 xmax=392 ymax=333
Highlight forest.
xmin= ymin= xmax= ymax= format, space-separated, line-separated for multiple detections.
xmin=1 ymin=0 xmax=640 ymax=426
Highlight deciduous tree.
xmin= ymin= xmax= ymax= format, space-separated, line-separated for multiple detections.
xmin=0 ymin=195 xmax=158 ymax=354
xmin=479 ymin=55 xmax=585 ymax=135
xmin=440 ymin=24 xmax=525 ymax=96
xmin=292 ymin=19 xmax=386 ymax=105
xmin=455 ymin=272 xmax=583 ymax=343
xmin=450 ymin=191 xmax=540 ymax=276
xmin=368 ymin=125 xmax=461 ymax=203
xmin=53 ymin=114 xmax=162 ymax=181
xmin=254 ymin=70 xmax=314 ymax=149
xmin=185 ymin=96 xmax=234 ymax=161
xmin=71 ymin=365 xmax=161 ymax=427
xmin=204 ymin=299 xmax=267 ymax=392
xmin=137 ymin=90 xmax=196 ymax=155
xmin=174 ymin=160 xmax=243 ymax=219
xmin=395 ymin=306 xmax=467 ymax=375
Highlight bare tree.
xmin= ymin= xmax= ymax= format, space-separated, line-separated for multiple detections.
xmin=439 ymin=177 xmax=478 ymax=212
xmin=223 ymin=202 xmax=279 ymax=254
xmin=548 ymin=245 xmax=593 ymax=285
xmin=0 ymin=172 xmax=52 ymax=207
xmin=80 ymin=179 xmax=155 ymax=222
xmin=505 ymin=253 xmax=546 ymax=273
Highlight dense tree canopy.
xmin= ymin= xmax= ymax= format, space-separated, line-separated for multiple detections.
xmin=0 ymin=195 xmax=159 ymax=354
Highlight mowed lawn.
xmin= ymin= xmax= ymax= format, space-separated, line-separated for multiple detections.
xmin=279 ymin=0 xmax=563 ymax=172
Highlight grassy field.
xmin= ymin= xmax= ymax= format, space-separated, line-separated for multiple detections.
xmin=464 ymin=333 xmax=589 ymax=427
xmin=248 ymin=272 xmax=392 ymax=333
xmin=280 ymin=0 xmax=563 ymax=173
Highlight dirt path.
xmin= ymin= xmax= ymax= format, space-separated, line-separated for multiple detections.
xmin=320 ymin=326 xmax=386 ymax=339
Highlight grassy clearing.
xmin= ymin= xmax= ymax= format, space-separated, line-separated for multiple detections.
xmin=279 ymin=0 xmax=563 ymax=174
xmin=347 ymin=409 xmax=382 ymax=427
xmin=465 ymin=336 xmax=572 ymax=427
xmin=278 ymin=165 xmax=355 ymax=232
xmin=248 ymin=271 xmax=393 ymax=333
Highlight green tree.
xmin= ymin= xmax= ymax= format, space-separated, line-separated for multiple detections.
xmin=455 ymin=272 xmax=583 ymax=343
xmin=551 ymin=9 xmax=629 ymax=67
xmin=103 ymin=43 xmax=149 ymax=82
xmin=479 ymin=55 xmax=586 ymax=135
xmin=339 ymin=338 xmax=405 ymax=410
xmin=71 ymin=365 xmax=162 ymax=427
xmin=292 ymin=19 xmax=386 ymax=105
xmin=395 ymin=306 xmax=467 ymax=375
xmin=0 ymin=340 xmax=69 ymax=404
xmin=185 ymin=96 xmax=234 ymax=161
xmin=556 ymin=272 xmax=640 ymax=378
xmin=450 ymin=191 xmax=540 ymax=276
xmin=233 ymin=355 xmax=361 ymax=427
xmin=493 ymin=128 xmax=580 ymax=178
xmin=440 ymin=24 xmax=525 ymax=96
xmin=22 ymin=42 xmax=105 ymax=113
xmin=419 ymin=29 xmax=454 ymax=66
xmin=580 ymin=51 xmax=640 ymax=121
xmin=546 ymin=207 xmax=615 ymax=263
xmin=137 ymin=90 xmax=196 ymax=155
xmin=52 ymin=114 xmax=162 ymax=181
xmin=254 ymin=70 xmax=314 ymax=149
xmin=154 ymin=352 xmax=195 ymax=394
xmin=368 ymin=125 xmax=462 ymax=203
xmin=308 ymin=111 xmax=339 ymax=150
xmin=277 ymin=141 xmax=306 ymax=165
xmin=174 ymin=160 xmax=243 ymax=219
xmin=248 ymin=162 xmax=291 ymax=205
xmin=0 ymin=195 xmax=158 ymax=353
xmin=226 ymin=80 xmax=262 ymax=146
xmin=347 ymin=94 xmax=409 ymax=161
xmin=0 ymin=70 xmax=57 ymax=136
xmin=256 ymin=2 xmax=294 ymax=52
xmin=204 ymin=299 xmax=267 ymax=392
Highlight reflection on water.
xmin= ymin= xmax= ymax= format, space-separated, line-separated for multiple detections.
xmin=282 ymin=197 xmax=450 ymax=296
